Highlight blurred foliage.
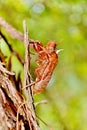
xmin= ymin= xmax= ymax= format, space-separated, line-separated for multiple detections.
xmin=0 ymin=0 xmax=87 ymax=130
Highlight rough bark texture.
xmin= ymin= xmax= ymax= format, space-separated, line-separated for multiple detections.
xmin=0 ymin=17 xmax=40 ymax=130
xmin=0 ymin=61 xmax=40 ymax=130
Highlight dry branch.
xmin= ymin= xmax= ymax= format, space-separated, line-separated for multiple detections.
xmin=23 ymin=20 xmax=40 ymax=130
xmin=0 ymin=17 xmax=24 ymax=41
xmin=0 ymin=61 xmax=26 ymax=130
xmin=0 ymin=18 xmax=40 ymax=129
xmin=0 ymin=31 xmax=24 ymax=65
xmin=0 ymin=17 xmax=34 ymax=43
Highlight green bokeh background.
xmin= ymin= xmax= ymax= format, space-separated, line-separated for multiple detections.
xmin=0 ymin=0 xmax=87 ymax=130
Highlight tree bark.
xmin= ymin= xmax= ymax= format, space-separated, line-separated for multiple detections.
xmin=0 ymin=17 xmax=40 ymax=130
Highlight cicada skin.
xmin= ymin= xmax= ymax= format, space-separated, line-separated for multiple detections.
xmin=30 ymin=41 xmax=58 ymax=94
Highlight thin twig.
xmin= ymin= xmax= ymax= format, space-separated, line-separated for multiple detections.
xmin=35 ymin=100 xmax=48 ymax=107
xmin=23 ymin=20 xmax=31 ymax=86
xmin=0 ymin=31 xmax=24 ymax=65
xmin=0 ymin=17 xmax=24 ymax=41
xmin=0 ymin=17 xmax=34 ymax=43
xmin=23 ymin=20 xmax=40 ymax=130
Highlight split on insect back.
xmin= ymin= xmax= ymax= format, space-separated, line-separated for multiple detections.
xmin=28 ymin=40 xmax=63 ymax=94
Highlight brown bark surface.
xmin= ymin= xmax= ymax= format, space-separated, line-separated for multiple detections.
xmin=0 ymin=18 xmax=40 ymax=130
